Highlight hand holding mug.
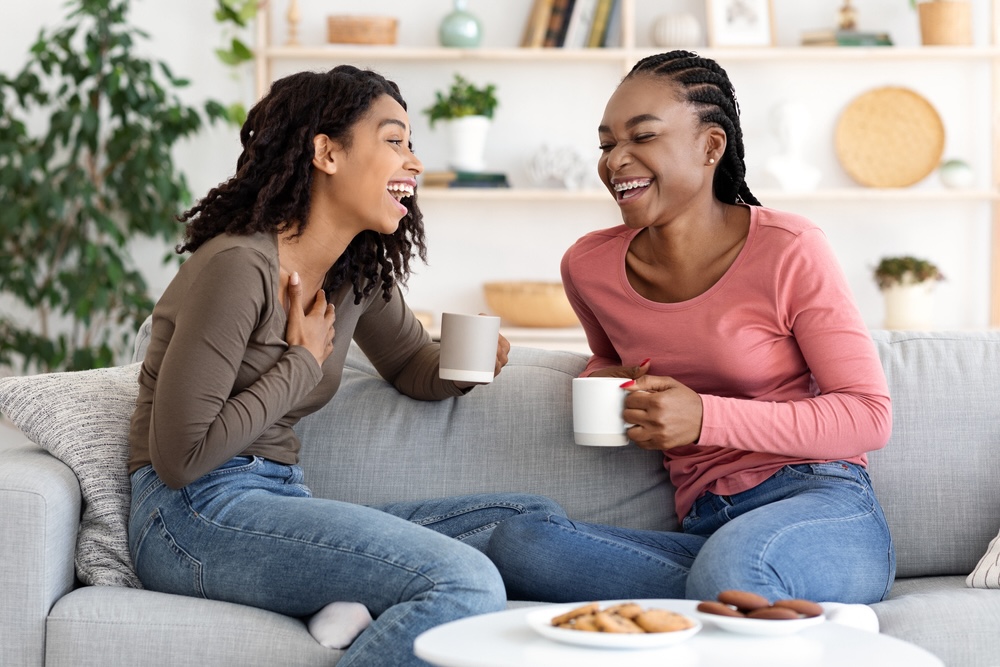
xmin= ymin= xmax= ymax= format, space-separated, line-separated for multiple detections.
xmin=620 ymin=375 xmax=703 ymax=450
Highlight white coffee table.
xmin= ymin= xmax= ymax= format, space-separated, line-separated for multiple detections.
xmin=413 ymin=599 xmax=944 ymax=667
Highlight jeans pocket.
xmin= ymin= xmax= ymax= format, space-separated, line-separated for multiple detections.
xmin=787 ymin=461 xmax=864 ymax=485
xmin=132 ymin=508 xmax=205 ymax=598
xmin=131 ymin=467 xmax=166 ymax=509
xmin=199 ymin=455 xmax=261 ymax=479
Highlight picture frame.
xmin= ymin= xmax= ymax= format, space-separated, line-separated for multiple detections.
xmin=705 ymin=0 xmax=776 ymax=48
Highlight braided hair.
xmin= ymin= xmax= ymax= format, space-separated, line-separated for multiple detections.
xmin=626 ymin=50 xmax=760 ymax=206
xmin=178 ymin=65 xmax=427 ymax=304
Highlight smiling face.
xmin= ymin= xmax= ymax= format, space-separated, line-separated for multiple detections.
xmin=597 ymin=74 xmax=725 ymax=229
xmin=316 ymin=93 xmax=423 ymax=236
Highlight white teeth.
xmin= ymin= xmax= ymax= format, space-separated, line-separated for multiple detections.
xmin=613 ymin=179 xmax=651 ymax=192
xmin=387 ymin=183 xmax=414 ymax=200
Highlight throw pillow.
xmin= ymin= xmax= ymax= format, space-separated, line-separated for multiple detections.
xmin=0 ymin=364 xmax=143 ymax=588
xmin=967 ymin=529 xmax=1000 ymax=589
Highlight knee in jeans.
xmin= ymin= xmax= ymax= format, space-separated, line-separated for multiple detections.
xmin=434 ymin=543 xmax=507 ymax=613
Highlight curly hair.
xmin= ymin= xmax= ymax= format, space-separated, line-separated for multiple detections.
xmin=626 ymin=50 xmax=760 ymax=207
xmin=177 ymin=65 xmax=427 ymax=304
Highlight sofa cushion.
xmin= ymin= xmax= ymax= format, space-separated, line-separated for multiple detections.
xmin=296 ymin=344 xmax=678 ymax=532
xmin=868 ymin=331 xmax=1000 ymax=579
xmin=874 ymin=575 xmax=1000 ymax=666
xmin=0 ymin=365 xmax=142 ymax=588
xmin=46 ymin=587 xmax=337 ymax=667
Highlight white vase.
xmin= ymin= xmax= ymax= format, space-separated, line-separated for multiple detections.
xmin=651 ymin=13 xmax=702 ymax=48
xmin=446 ymin=115 xmax=491 ymax=172
xmin=882 ymin=282 xmax=936 ymax=330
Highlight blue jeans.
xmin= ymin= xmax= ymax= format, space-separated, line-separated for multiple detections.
xmin=486 ymin=461 xmax=896 ymax=604
xmin=128 ymin=456 xmax=565 ymax=667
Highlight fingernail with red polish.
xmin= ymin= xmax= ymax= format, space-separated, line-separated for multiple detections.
xmin=639 ymin=358 xmax=651 ymax=366
xmin=620 ymin=380 xmax=636 ymax=388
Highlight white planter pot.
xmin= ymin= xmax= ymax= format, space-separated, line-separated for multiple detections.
xmin=882 ymin=282 xmax=936 ymax=330
xmin=446 ymin=115 xmax=491 ymax=172
xmin=652 ymin=13 xmax=702 ymax=48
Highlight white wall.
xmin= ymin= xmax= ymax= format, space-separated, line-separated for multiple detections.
xmin=2 ymin=0 xmax=994 ymax=332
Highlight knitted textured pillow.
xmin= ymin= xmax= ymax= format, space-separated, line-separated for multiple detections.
xmin=967 ymin=530 xmax=1000 ymax=589
xmin=0 ymin=364 xmax=142 ymax=588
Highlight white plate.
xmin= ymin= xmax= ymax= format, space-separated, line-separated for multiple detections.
xmin=695 ymin=610 xmax=825 ymax=636
xmin=526 ymin=602 xmax=702 ymax=649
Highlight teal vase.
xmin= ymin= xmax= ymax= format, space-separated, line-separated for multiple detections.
xmin=439 ymin=0 xmax=482 ymax=48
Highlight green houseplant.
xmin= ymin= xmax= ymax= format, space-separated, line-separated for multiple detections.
xmin=423 ymin=73 xmax=498 ymax=172
xmin=0 ymin=0 xmax=228 ymax=373
xmin=873 ymin=255 xmax=945 ymax=330
xmin=873 ymin=256 xmax=945 ymax=289
xmin=422 ymin=73 xmax=498 ymax=128
xmin=212 ymin=0 xmax=258 ymax=125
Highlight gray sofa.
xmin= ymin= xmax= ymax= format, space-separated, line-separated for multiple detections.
xmin=2 ymin=327 xmax=999 ymax=666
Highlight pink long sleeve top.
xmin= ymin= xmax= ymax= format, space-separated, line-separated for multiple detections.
xmin=561 ymin=206 xmax=892 ymax=521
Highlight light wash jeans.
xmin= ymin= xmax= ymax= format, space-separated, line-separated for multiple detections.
xmin=486 ymin=461 xmax=896 ymax=605
xmin=128 ymin=456 xmax=565 ymax=667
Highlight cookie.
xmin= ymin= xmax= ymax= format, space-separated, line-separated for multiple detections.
xmin=551 ymin=602 xmax=600 ymax=627
xmin=634 ymin=609 xmax=695 ymax=633
xmin=604 ymin=602 xmax=644 ymax=619
xmin=773 ymin=599 xmax=824 ymax=618
xmin=696 ymin=600 xmax=746 ymax=617
xmin=747 ymin=606 xmax=803 ymax=620
xmin=594 ymin=611 xmax=644 ymax=634
xmin=563 ymin=615 xmax=600 ymax=632
xmin=717 ymin=589 xmax=771 ymax=612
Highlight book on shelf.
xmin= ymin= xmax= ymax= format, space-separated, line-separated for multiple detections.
xmin=562 ymin=0 xmax=600 ymax=49
xmin=600 ymin=0 xmax=622 ymax=47
xmin=420 ymin=171 xmax=511 ymax=189
xmin=586 ymin=0 xmax=617 ymax=48
xmin=801 ymin=29 xmax=893 ymax=47
xmin=521 ymin=0 xmax=555 ymax=48
xmin=543 ymin=0 xmax=575 ymax=47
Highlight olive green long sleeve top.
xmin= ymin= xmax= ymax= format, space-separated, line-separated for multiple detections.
xmin=128 ymin=231 xmax=463 ymax=489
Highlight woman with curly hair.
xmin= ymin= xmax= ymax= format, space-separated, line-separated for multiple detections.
xmin=126 ymin=65 xmax=563 ymax=666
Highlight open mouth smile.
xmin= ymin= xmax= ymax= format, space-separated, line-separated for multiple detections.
xmin=613 ymin=178 xmax=651 ymax=202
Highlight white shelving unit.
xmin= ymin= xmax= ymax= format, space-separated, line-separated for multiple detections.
xmin=254 ymin=0 xmax=1000 ymax=334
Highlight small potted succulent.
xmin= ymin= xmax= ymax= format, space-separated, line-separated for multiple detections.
xmin=423 ymin=73 xmax=498 ymax=172
xmin=873 ymin=256 xmax=945 ymax=329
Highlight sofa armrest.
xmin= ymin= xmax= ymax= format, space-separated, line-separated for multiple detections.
xmin=0 ymin=439 xmax=81 ymax=667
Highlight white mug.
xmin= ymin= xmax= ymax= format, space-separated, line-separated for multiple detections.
xmin=439 ymin=313 xmax=501 ymax=384
xmin=572 ymin=377 xmax=630 ymax=446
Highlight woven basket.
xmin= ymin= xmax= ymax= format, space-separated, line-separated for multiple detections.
xmin=327 ymin=16 xmax=398 ymax=45
xmin=835 ymin=86 xmax=945 ymax=188
xmin=918 ymin=1 xmax=972 ymax=46
xmin=483 ymin=282 xmax=580 ymax=328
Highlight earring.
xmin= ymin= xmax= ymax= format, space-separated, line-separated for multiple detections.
xmin=708 ymin=158 xmax=716 ymax=165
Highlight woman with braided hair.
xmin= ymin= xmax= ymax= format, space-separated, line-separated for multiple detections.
xmin=127 ymin=65 xmax=564 ymax=666
xmin=486 ymin=51 xmax=895 ymax=607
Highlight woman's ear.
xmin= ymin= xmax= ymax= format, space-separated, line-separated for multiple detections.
xmin=705 ymin=126 xmax=727 ymax=166
xmin=313 ymin=134 xmax=338 ymax=175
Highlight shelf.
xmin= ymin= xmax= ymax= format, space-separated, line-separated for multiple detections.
xmin=257 ymin=0 xmax=1000 ymax=327
xmin=264 ymin=46 xmax=629 ymax=62
xmin=263 ymin=45 xmax=1000 ymax=64
xmin=415 ymin=187 xmax=1000 ymax=203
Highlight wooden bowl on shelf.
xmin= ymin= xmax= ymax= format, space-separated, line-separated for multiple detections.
xmin=483 ymin=281 xmax=580 ymax=328
xmin=327 ymin=16 xmax=398 ymax=45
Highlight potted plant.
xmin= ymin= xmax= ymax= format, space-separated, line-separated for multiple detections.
xmin=423 ymin=73 xmax=498 ymax=172
xmin=0 ymin=0 xmax=229 ymax=373
xmin=911 ymin=0 xmax=973 ymax=46
xmin=873 ymin=256 xmax=945 ymax=329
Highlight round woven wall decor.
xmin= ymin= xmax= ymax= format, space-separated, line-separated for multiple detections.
xmin=834 ymin=86 xmax=945 ymax=188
